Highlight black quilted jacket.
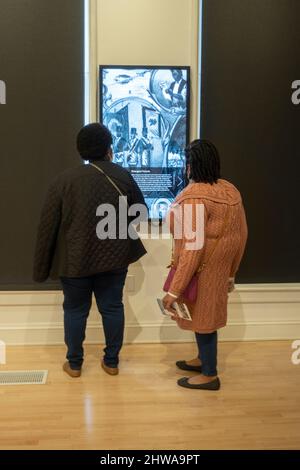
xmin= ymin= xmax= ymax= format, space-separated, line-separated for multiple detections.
xmin=33 ymin=161 xmax=147 ymax=282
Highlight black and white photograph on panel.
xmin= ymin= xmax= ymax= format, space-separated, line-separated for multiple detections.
xmin=99 ymin=66 xmax=190 ymax=219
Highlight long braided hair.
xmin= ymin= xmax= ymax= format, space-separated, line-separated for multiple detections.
xmin=185 ymin=139 xmax=221 ymax=184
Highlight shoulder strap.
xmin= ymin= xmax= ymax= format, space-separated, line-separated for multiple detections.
xmin=90 ymin=163 xmax=129 ymax=206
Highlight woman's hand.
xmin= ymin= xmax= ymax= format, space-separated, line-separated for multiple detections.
xmin=162 ymin=294 xmax=178 ymax=316
xmin=228 ymin=278 xmax=235 ymax=293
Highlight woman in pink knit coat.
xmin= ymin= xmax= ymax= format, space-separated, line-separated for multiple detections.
xmin=163 ymin=140 xmax=248 ymax=391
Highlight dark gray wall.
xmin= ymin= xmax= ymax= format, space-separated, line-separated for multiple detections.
xmin=0 ymin=0 xmax=299 ymax=289
xmin=0 ymin=0 xmax=84 ymax=289
xmin=201 ymin=0 xmax=300 ymax=282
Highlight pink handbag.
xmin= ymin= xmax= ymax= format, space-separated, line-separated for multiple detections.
xmin=163 ymin=266 xmax=199 ymax=303
xmin=163 ymin=205 xmax=230 ymax=304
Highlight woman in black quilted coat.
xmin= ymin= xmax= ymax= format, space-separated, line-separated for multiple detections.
xmin=33 ymin=123 xmax=147 ymax=378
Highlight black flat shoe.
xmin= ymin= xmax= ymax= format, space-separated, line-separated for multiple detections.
xmin=176 ymin=360 xmax=202 ymax=373
xmin=177 ymin=377 xmax=221 ymax=390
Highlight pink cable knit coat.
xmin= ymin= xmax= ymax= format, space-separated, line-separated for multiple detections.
xmin=168 ymin=179 xmax=248 ymax=333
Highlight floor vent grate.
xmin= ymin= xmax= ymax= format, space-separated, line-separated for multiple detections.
xmin=0 ymin=370 xmax=48 ymax=385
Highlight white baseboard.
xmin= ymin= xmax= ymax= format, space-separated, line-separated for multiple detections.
xmin=0 ymin=283 xmax=300 ymax=345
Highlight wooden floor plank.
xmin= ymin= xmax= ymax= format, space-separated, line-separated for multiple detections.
xmin=0 ymin=341 xmax=299 ymax=450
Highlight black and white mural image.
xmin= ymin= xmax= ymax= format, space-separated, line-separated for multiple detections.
xmin=99 ymin=66 xmax=190 ymax=218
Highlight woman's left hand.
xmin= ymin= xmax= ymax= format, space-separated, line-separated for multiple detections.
xmin=162 ymin=294 xmax=178 ymax=315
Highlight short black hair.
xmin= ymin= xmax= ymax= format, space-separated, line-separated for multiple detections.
xmin=76 ymin=123 xmax=113 ymax=161
xmin=185 ymin=139 xmax=221 ymax=184
xmin=172 ymin=69 xmax=183 ymax=78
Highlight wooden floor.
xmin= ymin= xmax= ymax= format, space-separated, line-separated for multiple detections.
xmin=0 ymin=341 xmax=299 ymax=450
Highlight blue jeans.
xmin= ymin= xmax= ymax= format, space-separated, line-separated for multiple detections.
xmin=195 ymin=331 xmax=218 ymax=376
xmin=61 ymin=268 xmax=128 ymax=370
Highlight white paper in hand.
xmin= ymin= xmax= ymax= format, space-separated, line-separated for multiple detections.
xmin=173 ymin=302 xmax=192 ymax=321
